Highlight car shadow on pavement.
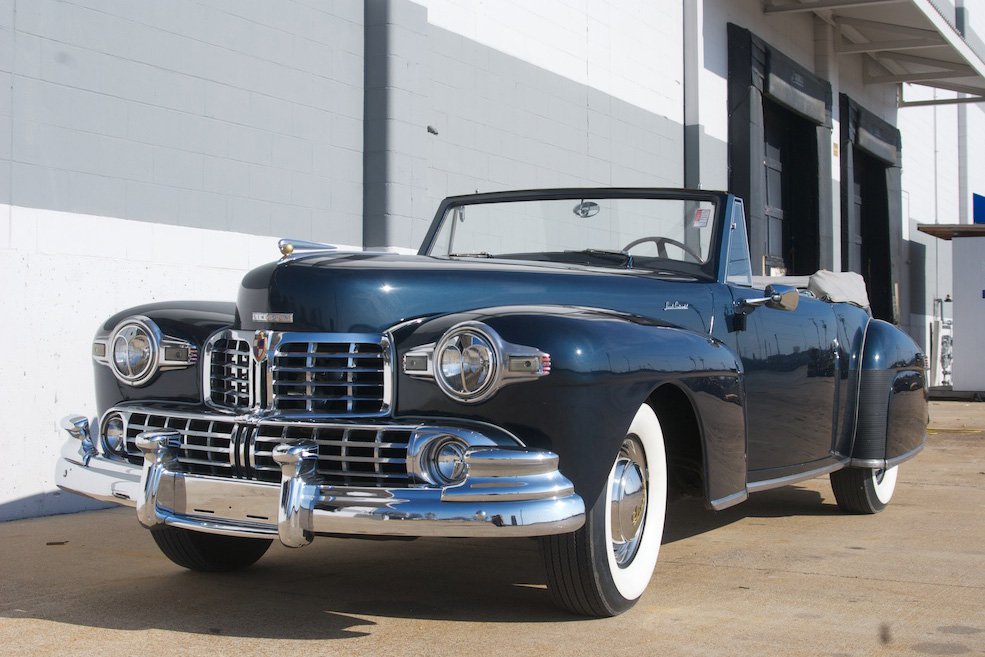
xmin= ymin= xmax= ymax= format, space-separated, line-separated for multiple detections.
xmin=1 ymin=520 xmax=574 ymax=636
xmin=664 ymin=484 xmax=840 ymax=544
xmin=1 ymin=485 xmax=841 ymax=635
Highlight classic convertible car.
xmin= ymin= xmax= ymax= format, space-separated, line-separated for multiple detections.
xmin=57 ymin=188 xmax=927 ymax=617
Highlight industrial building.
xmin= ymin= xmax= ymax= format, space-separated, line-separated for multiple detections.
xmin=1 ymin=0 xmax=983 ymax=519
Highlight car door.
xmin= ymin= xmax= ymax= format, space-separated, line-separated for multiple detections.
xmin=729 ymin=286 xmax=840 ymax=477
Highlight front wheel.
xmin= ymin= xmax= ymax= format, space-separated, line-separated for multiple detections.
xmin=829 ymin=465 xmax=899 ymax=514
xmin=150 ymin=525 xmax=272 ymax=572
xmin=540 ymin=403 xmax=667 ymax=617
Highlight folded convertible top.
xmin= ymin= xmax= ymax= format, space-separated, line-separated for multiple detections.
xmin=750 ymin=270 xmax=870 ymax=310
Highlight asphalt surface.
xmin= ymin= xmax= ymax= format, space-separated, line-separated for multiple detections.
xmin=1 ymin=401 xmax=983 ymax=657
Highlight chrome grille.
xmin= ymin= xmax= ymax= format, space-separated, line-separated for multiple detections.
xmin=124 ymin=412 xmax=236 ymax=478
xmin=116 ymin=409 xmax=411 ymax=488
xmin=272 ymin=341 xmax=385 ymax=414
xmin=204 ymin=330 xmax=390 ymax=416
xmin=207 ymin=336 xmax=251 ymax=408
xmin=253 ymin=423 xmax=412 ymax=486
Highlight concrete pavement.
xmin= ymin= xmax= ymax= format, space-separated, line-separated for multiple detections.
xmin=1 ymin=401 xmax=983 ymax=657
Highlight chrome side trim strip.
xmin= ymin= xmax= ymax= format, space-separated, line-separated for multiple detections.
xmin=849 ymin=441 xmax=926 ymax=470
xmin=887 ymin=442 xmax=925 ymax=467
xmin=746 ymin=458 xmax=849 ymax=493
xmin=708 ymin=489 xmax=748 ymax=511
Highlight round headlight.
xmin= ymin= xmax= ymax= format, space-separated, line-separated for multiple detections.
xmin=427 ymin=437 xmax=468 ymax=485
xmin=109 ymin=318 xmax=160 ymax=386
xmin=102 ymin=412 xmax=127 ymax=456
xmin=435 ymin=327 xmax=500 ymax=402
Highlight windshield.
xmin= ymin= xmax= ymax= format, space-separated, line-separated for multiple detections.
xmin=425 ymin=194 xmax=718 ymax=276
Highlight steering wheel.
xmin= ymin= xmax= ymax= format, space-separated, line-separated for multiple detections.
xmin=622 ymin=236 xmax=702 ymax=262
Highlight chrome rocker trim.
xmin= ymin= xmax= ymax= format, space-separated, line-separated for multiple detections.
xmin=57 ymin=414 xmax=585 ymax=546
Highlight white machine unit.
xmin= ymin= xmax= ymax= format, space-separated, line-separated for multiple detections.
xmin=918 ymin=225 xmax=985 ymax=395
xmin=950 ymin=236 xmax=985 ymax=392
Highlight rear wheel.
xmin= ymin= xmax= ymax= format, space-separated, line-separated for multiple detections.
xmin=150 ymin=525 xmax=272 ymax=572
xmin=829 ymin=465 xmax=899 ymax=514
xmin=540 ymin=403 xmax=667 ymax=617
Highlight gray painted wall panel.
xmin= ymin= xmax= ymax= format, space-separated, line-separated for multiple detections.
xmin=425 ymin=25 xmax=685 ymax=230
xmin=2 ymin=0 xmax=364 ymax=244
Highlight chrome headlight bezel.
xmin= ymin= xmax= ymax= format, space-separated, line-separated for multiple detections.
xmin=92 ymin=315 xmax=198 ymax=387
xmin=433 ymin=325 xmax=502 ymax=403
xmin=402 ymin=321 xmax=551 ymax=404
xmin=109 ymin=317 xmax=161 ymax=386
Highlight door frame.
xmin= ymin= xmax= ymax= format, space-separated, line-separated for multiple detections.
xmin=727 ymin=24 xmax=834 ymax=276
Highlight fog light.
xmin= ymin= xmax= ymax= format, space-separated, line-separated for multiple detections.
xmin=102 ymin=413 xmax=127 ymax=456
xmin=428 ymin=437 xmax=468 ymax=485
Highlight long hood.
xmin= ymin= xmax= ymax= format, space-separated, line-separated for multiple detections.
xmin=237 ymin=253 xmax=715 ymax=334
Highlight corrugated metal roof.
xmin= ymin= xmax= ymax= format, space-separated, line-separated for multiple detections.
xmin=764 ymin=0 xmax=985 ymax=103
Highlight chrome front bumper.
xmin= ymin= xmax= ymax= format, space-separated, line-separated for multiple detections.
xmin=56 ymin=415 xmax=585 ymax=546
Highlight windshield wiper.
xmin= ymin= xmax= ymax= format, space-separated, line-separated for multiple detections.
xmin=448 ymin=252 xmax=493 ymax=258
xmin=567 ymin=249 xmax=634 ymax=269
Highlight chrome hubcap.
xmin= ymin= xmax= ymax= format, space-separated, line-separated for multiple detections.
xmin=609 ymin=436 xmax=648 ymax=567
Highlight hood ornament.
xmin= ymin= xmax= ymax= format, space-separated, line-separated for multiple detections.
xmin=278 ymin=238 xmax=339 ymax=258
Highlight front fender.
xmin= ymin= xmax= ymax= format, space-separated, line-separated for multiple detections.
xmin=391 ymin=306 xmax=747 ymax=508
xmin=94 ymin=301 xmax=237 ymax=414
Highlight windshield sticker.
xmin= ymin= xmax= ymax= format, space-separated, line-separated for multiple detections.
xmin=693 ymin=208 xmax=710 ymax=228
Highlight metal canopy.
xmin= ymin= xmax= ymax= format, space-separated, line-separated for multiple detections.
xmin=764 ymin=0 xmax=985 ymax=105
xmin=917 ymin=224 xmax=985 ymax=239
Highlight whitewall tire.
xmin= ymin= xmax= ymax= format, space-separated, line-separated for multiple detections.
xmin=830 ymin=464 xmax=899 ymax=514
xmin=540 ymin=403 xmax=667 ymax=616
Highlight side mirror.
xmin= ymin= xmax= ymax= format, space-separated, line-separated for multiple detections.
xmin=764 ymin=284 xmax=799 ymax=311
xmin=736 ymin=284 xmax=799 ymax=314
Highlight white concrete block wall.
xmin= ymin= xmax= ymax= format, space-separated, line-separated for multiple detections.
xmin=0 ymin=0 xmax=364 ymax=520
xmin=966 ymin=102 xmax=985 ymax=218
xmin=0 ymin=206 xmax=302 ymax=520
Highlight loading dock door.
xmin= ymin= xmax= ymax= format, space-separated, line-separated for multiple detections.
xmin=762 ymin=99 xmax=821 ymax=276
xmin=763 ymin=105 xmax=786 ymax=274
xmin=728 ymin=25 xmax=832 ymax=277
xmin=840 ymin=94 xmax=902 ymax=324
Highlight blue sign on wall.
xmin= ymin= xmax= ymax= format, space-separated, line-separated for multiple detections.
xmin=975 ymin=193 xmax=985 ymax=224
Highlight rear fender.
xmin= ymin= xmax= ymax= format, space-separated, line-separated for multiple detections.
xmin=849 ymin=319 xmax=928 ymax=467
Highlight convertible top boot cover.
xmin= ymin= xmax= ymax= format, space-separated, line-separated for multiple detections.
xmin=808 ymin=270 xmax=871 ymax=310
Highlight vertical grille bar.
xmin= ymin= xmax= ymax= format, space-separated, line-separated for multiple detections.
xmin=374 ymin=430 xmax=383 ymax=477
xmin=346 ymin=342 xmax=357 ymax=414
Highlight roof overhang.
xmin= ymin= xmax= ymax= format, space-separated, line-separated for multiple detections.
xmin=764 ymin=0 xmax=985 ymax=105
xmin=917 ymin=224 xmax=985 ymax=239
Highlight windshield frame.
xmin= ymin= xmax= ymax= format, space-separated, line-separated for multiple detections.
xmin=419 ymin=188 xmax=729 ymax=280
